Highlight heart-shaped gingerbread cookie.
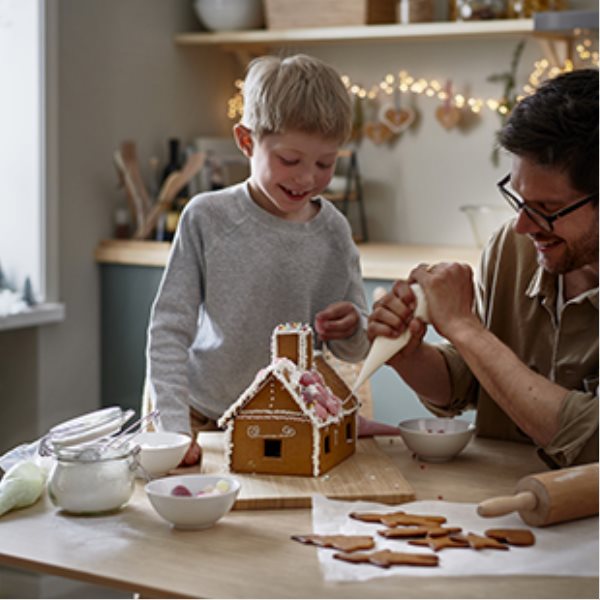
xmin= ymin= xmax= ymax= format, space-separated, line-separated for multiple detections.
xmin=435 ymin=105 xmax=461 ymax=130
xmin=363 ymin=121 xmax=394 ymax=145
xmin=379 ymin=105 xmax=416 ymax=134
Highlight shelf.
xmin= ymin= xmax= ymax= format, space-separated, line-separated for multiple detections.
xmin=175 ymin=19 xmax=535 ymax=49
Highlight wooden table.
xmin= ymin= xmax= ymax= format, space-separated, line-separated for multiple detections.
xmin=0 ymin=436 xmax=597 ymax=599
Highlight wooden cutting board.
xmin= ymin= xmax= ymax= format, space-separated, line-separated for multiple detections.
xmin=196 ymin=432 xmax=415 ymax=510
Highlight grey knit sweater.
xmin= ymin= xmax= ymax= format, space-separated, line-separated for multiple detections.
xmin=146 ymin=182 xmax=369 ymax=435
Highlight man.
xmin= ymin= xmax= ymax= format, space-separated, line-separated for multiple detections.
xmin=369 ymin=69 xmax=598 ymax=468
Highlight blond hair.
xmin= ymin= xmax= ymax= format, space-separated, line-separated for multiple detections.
xmin=240 ymin=54 xmax=352 ymax=144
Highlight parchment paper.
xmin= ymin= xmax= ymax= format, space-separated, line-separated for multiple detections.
xmin=310 ymin=494 xmax=599 ymax=582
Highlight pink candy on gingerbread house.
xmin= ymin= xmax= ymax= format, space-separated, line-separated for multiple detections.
xmin=217 ymin=323 xmax=359 ymax=476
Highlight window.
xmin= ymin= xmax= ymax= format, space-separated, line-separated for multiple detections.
xmin=0 ymin=0 xmax=63 ymax=329
xmin=0 ymin=0 xmax=44 ymax=299
xmin=346 ymin=422 xmax=353 ymax=442
xmin=324 ymin=435 xmax=331 ymax=454
xmin=264 ymin=439 xmax=282 ymax=458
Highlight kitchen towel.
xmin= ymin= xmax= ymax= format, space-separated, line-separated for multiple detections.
xmin=310 ymin=494 xmax=599 ymax=582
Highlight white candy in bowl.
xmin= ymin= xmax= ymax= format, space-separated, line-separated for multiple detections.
xmin=145 ymin=474 xmax=240 ymax=529
xmin=398 ymin=418 xmax=475 ymax=462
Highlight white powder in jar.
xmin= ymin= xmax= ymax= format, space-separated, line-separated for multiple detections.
xmin=48 ymin=452 xmax=135 ymax=514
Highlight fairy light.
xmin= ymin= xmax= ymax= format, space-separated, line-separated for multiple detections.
xmin=225 ymin=37 xmax=598 ymax=121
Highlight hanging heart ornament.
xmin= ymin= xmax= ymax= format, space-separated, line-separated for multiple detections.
xmin=364 ymin=121 xmax=395 ymax=145
xmin=379 ymin=104 xmax=416 ymax=134
xmin=435 ymin=105 xmax=461 ymax=130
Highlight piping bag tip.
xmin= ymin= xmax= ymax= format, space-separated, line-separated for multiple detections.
xmin=348 ymin=283 xmax=429 ymax=395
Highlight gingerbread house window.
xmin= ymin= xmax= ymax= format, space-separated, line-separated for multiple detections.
xmin=346 ymin=422 xmax=353 ymax=442
xmin=324 ymin=435 xmax=331 ymax=454
xmin=264 ymin=439 xmax=282 ymax=458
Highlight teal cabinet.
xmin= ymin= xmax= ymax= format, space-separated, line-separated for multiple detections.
xmin=100 ymin=264 xmax=163 ymax=417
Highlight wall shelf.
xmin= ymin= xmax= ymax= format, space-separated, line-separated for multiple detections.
xmin=175 ymin=19 xmax=536 ymax=50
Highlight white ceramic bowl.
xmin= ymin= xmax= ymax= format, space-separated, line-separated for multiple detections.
xmin=398 ymin=418 xmax=475 ymax=462
xmin=145 ymin=474 xmax=241 ymax=529
xmin=135 ymin=431 xmax=190 ymax=478
xmin=193 ymin=0 xmax=264 ymax=31
xmin=460 ymin=204 xmax=514 ymax=248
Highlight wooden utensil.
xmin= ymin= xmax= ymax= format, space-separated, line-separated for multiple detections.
xmin=477 ymin=463 xmax=599 ymax=527
xmin=134 ymin=151 xmax=206 ymax=240
xmin=114 ymin=149 xmax=147 ymax=230
xmin=120 ymin=140 xmax=152 ymax=216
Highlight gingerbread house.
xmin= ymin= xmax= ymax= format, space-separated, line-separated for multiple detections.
xmin=217 ymin=323 xmax=359 ymax=477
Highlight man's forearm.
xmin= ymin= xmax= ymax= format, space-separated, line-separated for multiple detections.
xmin=448 ymin=320 xmax=565 ymax=446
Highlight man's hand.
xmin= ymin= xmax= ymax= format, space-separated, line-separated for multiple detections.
xmin=410 ymin=262 xmax=478 ymax=341
xmin=367 ymin=282 xmax=427 ymax=359
xmin=314 ymin=301 xmax=359 ymax=341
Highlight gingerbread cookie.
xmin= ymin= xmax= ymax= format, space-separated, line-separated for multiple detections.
xmin=349 ymin=511 xmax=406 ymax=523
xmin=291 ymin=534 xmax=375 ymax=553
xmin=485 ymin=528 xmax=536 ymax=547
xmin=334 ymin=549 xmax=439 ymax=568
xmin=451 ymin=533 xmax=509 ymax=551
xmin=379 ymin=524 xmax=462 ymax=539
xmin=380 ymin=513 xmax=447 ymax=527
xmin=409 ymin=535 xmax=470 ymax=552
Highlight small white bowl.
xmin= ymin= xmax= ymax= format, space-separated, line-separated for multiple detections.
xmin=145 ymin=474 xmax=240 ymax=529
xmin=136 ymin=431 xmax=190 ymax=478
xmin=193 ymin=0 xmax=264 ymax=31
xmin=398 ymin=418 xmax=475 ymax=462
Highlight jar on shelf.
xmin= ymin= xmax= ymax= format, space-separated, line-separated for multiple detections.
xmin=40 ymin=407 xmax=139 ymax=515
xmin=451 ymin=0 xmax=507 ymax=20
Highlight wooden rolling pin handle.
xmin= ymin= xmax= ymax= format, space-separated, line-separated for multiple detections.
xmin=477 ymin=490 xmax=538 ymax=518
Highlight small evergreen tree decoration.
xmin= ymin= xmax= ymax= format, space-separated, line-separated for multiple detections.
xmin=487 ymin=40 xmax=526 ymax=166
xmin=0 ymin=263 xmax=8 ymax=291
xmin=22 ymin=277 xmax=36 ymax=307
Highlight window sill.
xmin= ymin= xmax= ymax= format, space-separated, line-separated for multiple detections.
xmin=0 ymin=302 xmax=65 ymax=332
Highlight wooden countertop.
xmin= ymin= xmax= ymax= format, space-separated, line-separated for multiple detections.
xmin=95 ymin=240 xmax=481 ymax=281
xmin=0 ymin=435 xmax=596 ymax=599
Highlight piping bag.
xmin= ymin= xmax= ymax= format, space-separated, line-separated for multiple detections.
xmin=349 ymin=284 xmax=429 ymax=397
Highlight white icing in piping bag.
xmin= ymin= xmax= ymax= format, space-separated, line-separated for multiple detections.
xmin=350 ymin=283 xmax=429 ymax=396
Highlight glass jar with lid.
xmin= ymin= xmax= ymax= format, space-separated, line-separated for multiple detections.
xmin=40 ymin=407 xmax=140 ymax=515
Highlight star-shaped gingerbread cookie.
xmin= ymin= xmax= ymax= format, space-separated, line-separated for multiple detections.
xmin=291 ymin=534 xmax=375 ymax=553
xmin=409 ymin=535 xmax=470 ymax=551
xmin=334 ymin=549 xmax=439 ymax=568
xmin=451 ymin=532 xmax=509 ymax=550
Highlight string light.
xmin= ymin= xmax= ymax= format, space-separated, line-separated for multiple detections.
xmin=225 ymin=37 xmax=598 ymax=121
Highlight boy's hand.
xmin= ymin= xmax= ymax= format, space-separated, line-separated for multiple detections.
xmin=180 ymin=440 xmax=202 ymax=466
xmin=314 ymin=301 xmax=359 ymax=341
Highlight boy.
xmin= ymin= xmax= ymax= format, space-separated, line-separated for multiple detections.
xmin=146 ymin=54 xmax=370 ymax=464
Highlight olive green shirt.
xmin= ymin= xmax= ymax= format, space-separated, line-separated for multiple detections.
xmin=422 ymin=221 xmax=598 ymax=468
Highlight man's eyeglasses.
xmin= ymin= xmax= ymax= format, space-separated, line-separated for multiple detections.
xmin=497 ymin=173 xmax=597 ymax=233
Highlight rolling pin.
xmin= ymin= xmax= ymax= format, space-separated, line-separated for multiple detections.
xmin=477 ymin=463 xmax=599 ymax=527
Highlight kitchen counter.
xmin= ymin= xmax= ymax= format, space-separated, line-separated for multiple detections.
xmin=94 ymin=240 xmax=481 ymax=280
xmin=0 ymin=435 xmax=596 ymax=599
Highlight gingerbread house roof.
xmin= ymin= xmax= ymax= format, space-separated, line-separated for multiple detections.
xmin=218 ymin=352 xmax=359 ymax=430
